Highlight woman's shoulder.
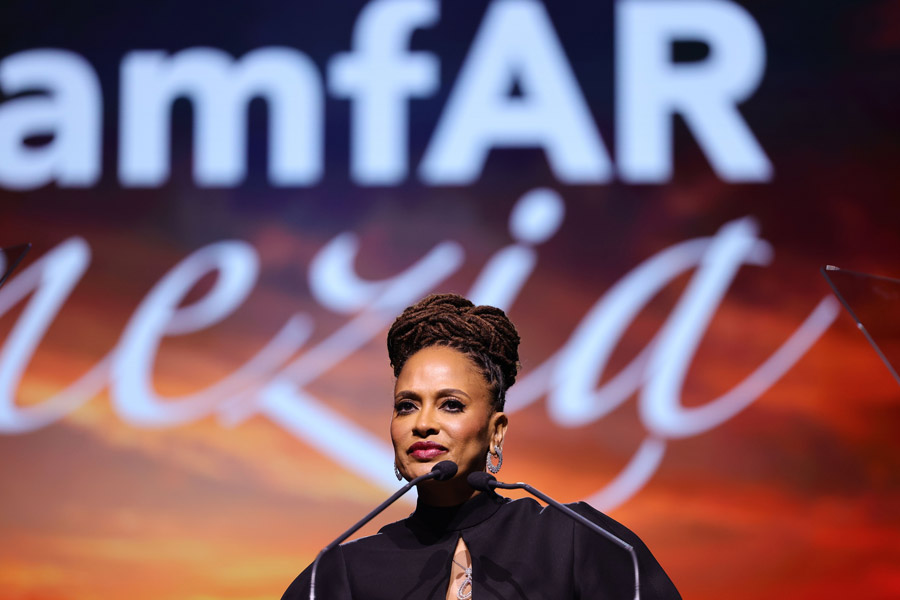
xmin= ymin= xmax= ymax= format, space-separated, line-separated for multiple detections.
xmin=497 ymin=498 xmax=664 ymax=567
xmin=565 ymin=500 xmax=644 ymax=541
xmin=513 ymin=498 xmax=661 ymax=555
xmin=498 ymin=496 xmax=621 ymax=529
xmin=343 ymin=527 xmax=395 ymax=550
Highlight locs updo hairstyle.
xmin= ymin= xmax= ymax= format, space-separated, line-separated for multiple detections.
xmin=387 ymin=293 xmax=521 ymax=411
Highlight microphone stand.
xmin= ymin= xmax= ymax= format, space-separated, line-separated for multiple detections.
xmin=309 ymin=461 xmax=456 ymax=600
xmin=472 ymin=474 xmax=640 ymax=600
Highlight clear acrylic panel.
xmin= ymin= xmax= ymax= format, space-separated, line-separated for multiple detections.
xmin=822 ymin=265 xmax=900 ymax=387
xmin=0 ymin=243 xmax=31 ymax=289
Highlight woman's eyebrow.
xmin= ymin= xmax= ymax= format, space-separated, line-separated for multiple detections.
xmin=436 ymin=388 xmax=471 ymax=399
xmin=394 ymin=390 xmax=420 ymax=400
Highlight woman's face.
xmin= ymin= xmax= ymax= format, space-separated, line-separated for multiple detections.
xmin=391 ymin=345 xmax=507 ymax=489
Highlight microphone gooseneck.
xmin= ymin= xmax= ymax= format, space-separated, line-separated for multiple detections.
xmin=309 ymin=460 xmax=457 ymax=600
xmin=467 ymin=471 xmax=641 ymax=600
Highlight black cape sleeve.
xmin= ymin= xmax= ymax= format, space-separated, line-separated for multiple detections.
xmin=281 ymin=545 xmax=352 ymax=600
xmin=568 ymin=501 xmax=681 ymax=599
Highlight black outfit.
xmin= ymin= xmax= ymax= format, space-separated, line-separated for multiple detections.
xmin=283 ymin=491 xmax=681 ymax=599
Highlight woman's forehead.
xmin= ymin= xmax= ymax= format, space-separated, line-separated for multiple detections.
xmin=394 ymin=346 xmax=487 ymax=393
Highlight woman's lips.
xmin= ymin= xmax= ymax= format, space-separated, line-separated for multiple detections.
xmin=408 ymin=442 xmax=447 ymax=460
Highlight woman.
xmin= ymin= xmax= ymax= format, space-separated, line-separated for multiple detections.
xmin=283 ymin=294 xmax=680 ymax=599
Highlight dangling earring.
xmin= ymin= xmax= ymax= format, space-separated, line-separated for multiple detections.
xmin=394 ymin=463 xmax=403 ymax=481
xmin=486 ymin=446 xmax=502 ymax=474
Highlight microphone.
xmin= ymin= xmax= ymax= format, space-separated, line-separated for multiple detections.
xmin=426 ymin=460 xmax=458 ymax=481
xmin=467 ymin=472 xmax=640 ymax=600
xmin=309 ymin=460 xmax=458 ymax=600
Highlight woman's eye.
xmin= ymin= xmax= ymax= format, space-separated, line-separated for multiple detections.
xmin=442 ymin=399 xmax=464 ymax=412
xmin=395 ymin=401 xmax=416 ymax=414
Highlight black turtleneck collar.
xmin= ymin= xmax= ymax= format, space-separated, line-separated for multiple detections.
xmin=412 ymin=490 xmax=509 ymax=532
xmin=379 ymin=491 xmax=509 ymax=547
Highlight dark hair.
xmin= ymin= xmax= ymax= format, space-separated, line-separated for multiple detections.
xmin=387 ymin=293 xmax=520 ymax=411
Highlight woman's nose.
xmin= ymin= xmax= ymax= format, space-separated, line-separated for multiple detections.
xmin=413 ymin=405 xmax=439 ymax=437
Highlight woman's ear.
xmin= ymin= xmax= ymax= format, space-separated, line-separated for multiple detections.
xmin=490 ymin=411 xmax=508 ymax=451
